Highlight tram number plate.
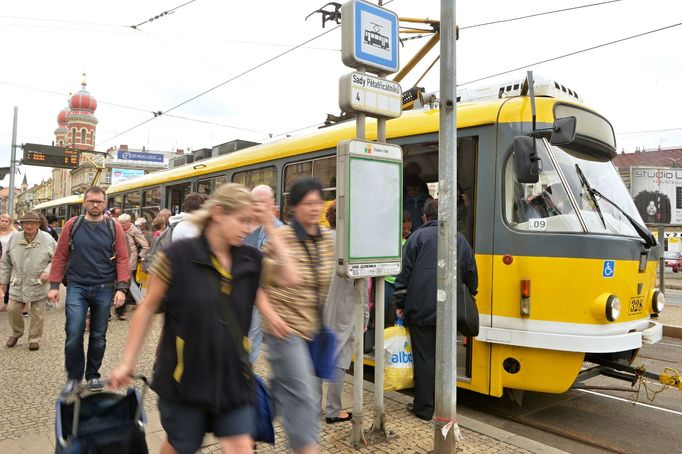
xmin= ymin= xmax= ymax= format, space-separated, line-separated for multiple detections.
xmin=628 ymin=297 xmax=644 ymax=315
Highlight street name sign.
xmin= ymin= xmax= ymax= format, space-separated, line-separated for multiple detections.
xmin=339 ymin=71 xmax=402 ymax=118
xmin=336 ymin=139 xmax=403 ymax=278
xmin=341 ymin=0 xmax=399 ymax=74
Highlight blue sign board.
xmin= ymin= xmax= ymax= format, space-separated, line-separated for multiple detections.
xmin=117 ymin=150 xmax=164 ymax=163
xmin=602 ymin=260 xmax=615 ymax=278
xmin=341 ymin=0 xmax=399 ymax=74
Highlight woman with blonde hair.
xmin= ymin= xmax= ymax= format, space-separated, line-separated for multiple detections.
xmin=110 ymin=183 xmax=299 ymax=454
xmin=0 ymin=213 xmax=16 ymax=312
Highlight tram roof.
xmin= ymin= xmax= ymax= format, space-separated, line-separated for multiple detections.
xmin=33 ymin=194 xmax=84 ymax=210
xmin=106 ymin=96 xmax=578 ymax=194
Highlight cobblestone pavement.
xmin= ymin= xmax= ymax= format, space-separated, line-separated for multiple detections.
xmin=0 ymin=298 xmax=538 ymax=453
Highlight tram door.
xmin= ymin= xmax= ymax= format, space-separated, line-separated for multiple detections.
xmin=455 ymin=136 xmax=477 ymax=381
xmin=402 ymin=136 xmax=477 ymax=380
xmin=166 ymin=183 xmax=191 ymax=215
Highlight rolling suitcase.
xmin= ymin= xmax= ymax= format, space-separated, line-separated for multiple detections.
xmin=55 ymin=376 xmax=149 ymax=454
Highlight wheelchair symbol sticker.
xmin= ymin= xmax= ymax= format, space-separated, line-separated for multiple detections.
xmin=602 ymin=260 xmax=615 ymax=278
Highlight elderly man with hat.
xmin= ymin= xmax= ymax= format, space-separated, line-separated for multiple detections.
xmin=0 ymin=211 xmax=56 ymax=350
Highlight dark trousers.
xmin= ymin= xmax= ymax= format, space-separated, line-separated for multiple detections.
xmin=409 ymin=324 xmax=436 ymax=420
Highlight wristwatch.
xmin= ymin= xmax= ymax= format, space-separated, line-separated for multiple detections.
xmin=116 ymin=283 xmax=129 ymax=294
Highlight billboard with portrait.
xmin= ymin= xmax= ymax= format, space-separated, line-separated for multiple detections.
xmin=629 ymin=166 xmax=682 ymax=225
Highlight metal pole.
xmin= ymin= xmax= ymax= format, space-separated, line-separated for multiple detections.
xmin=8 ymin=106 xmax=18 ymax=218
xmin=434 ymin=0 xmax=458 ymax=453
xmin=372 ymin=116 xmax=387 ymax=435
xmin=658 ymin=225 xmax=665 ymax=293
xmin=351 ymin=109 xmax=367 ymax=447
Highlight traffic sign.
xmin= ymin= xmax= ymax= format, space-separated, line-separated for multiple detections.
xmin=341 ymin=0 xmax=399 ymax=74
xmin=339 ymin=71 xmax=402 ymax=118
xmin=22 ymin=143 xmax=80 ymax=169
xmin=336 ymin=139 xmax=403 ymax=278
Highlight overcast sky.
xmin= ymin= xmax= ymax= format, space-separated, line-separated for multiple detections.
xmin=2 ymin=0 xmax=682 ymax=187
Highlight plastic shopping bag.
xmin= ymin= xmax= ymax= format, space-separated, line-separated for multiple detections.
xmin=383 ymin=319 xmax=414 ymax=391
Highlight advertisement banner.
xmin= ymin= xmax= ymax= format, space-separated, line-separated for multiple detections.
xmin=117 ymin=150 xmax=164 ymax=163
xmin=630 ymin=166 xmax=682 ymax=225
xmin=111 ymin=168 xmax=145 ymax=185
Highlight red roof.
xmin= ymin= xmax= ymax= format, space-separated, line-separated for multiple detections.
xmin=612 ymin=147 xmax=682 ymax=170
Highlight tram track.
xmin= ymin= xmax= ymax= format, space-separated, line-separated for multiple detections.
xmin=467 ymin=406 xmax=629 ymax=454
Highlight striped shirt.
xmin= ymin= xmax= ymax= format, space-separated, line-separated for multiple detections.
xmin=265 ymin=222 xmax=335 ymax=340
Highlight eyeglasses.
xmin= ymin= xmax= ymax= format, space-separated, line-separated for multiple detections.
xmin=86 ymin=200 xmax=106 ymax=205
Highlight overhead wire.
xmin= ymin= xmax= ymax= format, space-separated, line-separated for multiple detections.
xmin=458 ymin=21 xmax=682 ymax=87
xmin=99 ymin=24 xmax=340 ymax=144
xmin=0 ymin=81 xmax=264 ymax=135
xmin=460 ymin=0 xmax=622 ymax=30
xmin=131 ymin=0 xmax=199 ymax=30
xmin=617 ymin=127 xmax=682 ymax=135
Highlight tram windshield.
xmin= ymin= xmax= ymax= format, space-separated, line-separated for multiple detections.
xmin=507 ymin=140 xmax=645 ymax=239
xmin=547 ymin=142 xmax=644 ymax=238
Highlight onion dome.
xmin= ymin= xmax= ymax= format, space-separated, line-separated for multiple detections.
xmin=57 ymin=106 xmax=70 ymax=125
xmin=69 ymin=77 xmax=97 ymax=112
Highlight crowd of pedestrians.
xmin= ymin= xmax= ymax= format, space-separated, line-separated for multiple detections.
xmin=0 ymin=172 xmax=479 ymax=453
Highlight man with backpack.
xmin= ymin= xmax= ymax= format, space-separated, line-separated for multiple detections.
xmin=48 ymin=186 xmax=130 ymax=394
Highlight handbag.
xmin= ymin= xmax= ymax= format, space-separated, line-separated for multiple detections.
xmin=457 ymin=283 xmax=479 ymax=337
xmin=214 ymin=273 xmax=275 ymax=444
xmin=298 ymin=235 xmax=338 ymax=380
xmin=308 ymin=324 xmax=338 ymax=380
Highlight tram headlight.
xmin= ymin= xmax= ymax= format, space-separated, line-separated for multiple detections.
xmin=652 ymin=290 xmax=665 ymax=314
xmin=605 ymin=295 xmax=621 ymax=322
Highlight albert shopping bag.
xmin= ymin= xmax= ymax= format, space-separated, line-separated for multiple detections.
xmin=383 ymin=319 xmax=414 ymax=391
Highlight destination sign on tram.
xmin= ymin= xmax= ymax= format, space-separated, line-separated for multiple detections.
xmin=22 ymin=143 xmax=80 ymax=169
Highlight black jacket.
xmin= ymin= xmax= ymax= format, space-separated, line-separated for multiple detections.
xmin=151 ymin=235 xmax=262 ymax=413
xmin=394 ymin=220 xmax=478 ymax=326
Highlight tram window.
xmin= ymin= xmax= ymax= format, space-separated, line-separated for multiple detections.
xmin=197 ymin=175 xmax=228 ymax=196
xmin=283 ymin=161 xmax=313 ymax=192
xmin=123 ymin=192 xmax=141 ymax=219
xmin=282 ymin=157 xmax=336 ymax=224
xmin=142 ymin=187 xmax=161 ymax=222
xmin=232 ymin=166 xmax=276 ymax=191
xmin=504 ymin=150 xmax=582 ymax=232
xmin=111 ymin=195 xmax=123 ymax=211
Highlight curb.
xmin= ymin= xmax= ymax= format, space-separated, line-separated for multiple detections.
xmin=663 ymin=325 xmax=682 ymax=338
xmin=352 ymin=377 xmax=569 ymax=454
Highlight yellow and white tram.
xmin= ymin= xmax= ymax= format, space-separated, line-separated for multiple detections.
xmin=33 ymin=195 xmax=84 ymax=227
xmin=105 ymin=78 xmax=670 ymax=396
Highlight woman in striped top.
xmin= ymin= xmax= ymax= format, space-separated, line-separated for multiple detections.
xmin=265 ymin=178 xmax=335 ymax=454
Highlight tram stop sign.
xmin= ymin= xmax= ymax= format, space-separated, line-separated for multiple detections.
xmin=336 ymin=139 xmax=403 ymax=278
xmin=341 ymin=0 xmax=399 ymax=74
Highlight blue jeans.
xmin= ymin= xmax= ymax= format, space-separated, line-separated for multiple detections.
xmin=64 ymin=283 xmax=114 ymax=381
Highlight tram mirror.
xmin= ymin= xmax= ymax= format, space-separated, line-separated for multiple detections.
xmin=513 ymin=136 xmax=540 ymax=184
xmin=549 ymin=116 xmax=577 ymax=146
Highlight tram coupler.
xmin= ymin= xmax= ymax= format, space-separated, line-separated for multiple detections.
xmin=587 ymin=357 xmax=682 ymax=391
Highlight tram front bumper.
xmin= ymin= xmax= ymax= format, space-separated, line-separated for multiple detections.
xmin=642 ymin=321 xmax=663 ymax=345
xmin=476 ymin=320 xmax=663 ymax=353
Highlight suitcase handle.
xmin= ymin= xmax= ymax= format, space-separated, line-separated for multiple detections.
xmin=59 ymin=374 xmax=149 ymax=446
